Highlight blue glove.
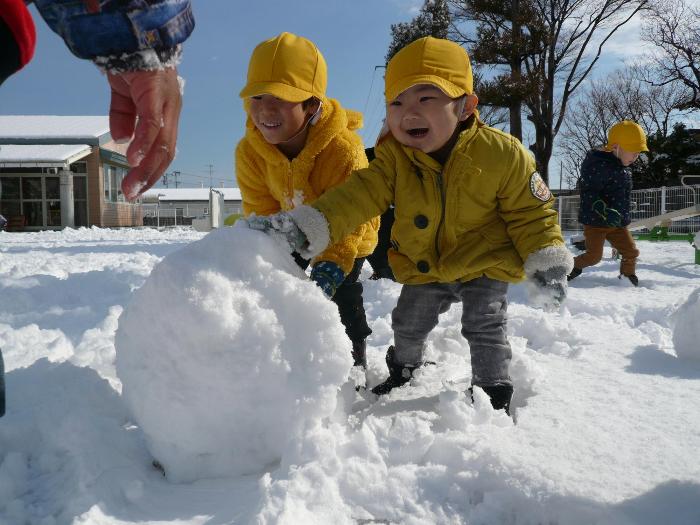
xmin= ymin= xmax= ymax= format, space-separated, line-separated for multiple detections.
xmin=246 ymin=212 xmax=309 ymax=254
xmin=310 ymin=261 xmax=345 ymax=298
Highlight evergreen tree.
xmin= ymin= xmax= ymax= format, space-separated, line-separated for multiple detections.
xmin=631 ymin=123 xmax=700 ymax=189
xmin=386 ymin=0 xmax=450 ymax=62
xmin=450 ymin=0 xmax=544 ymax=142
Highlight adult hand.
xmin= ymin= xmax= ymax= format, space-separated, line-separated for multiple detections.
xmin=108 ymin=68 xmax=182 ymax=200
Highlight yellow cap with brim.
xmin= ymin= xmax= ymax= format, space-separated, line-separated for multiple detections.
xmin=605 ymin=120 xmax=649 ymax=153
xmin=239 ymin=32 xmax=327 ymax=103
xmin=385 ymin=37 xmax=473 ymax=102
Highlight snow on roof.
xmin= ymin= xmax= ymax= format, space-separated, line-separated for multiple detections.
xmin=142 ymin=187 xmax=242 ymax=201
xmin=0 ymin=144 xmax=92 ymax=166
xmin=0 ymin=116 xmax=110 ymax=140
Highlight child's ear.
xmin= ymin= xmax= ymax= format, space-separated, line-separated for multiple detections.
xmin=459 ymin=94 xmax=479 ymax=121
xmin=308 ymin=99 xmax=323 ymax=125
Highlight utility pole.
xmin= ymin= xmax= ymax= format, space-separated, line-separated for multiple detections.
xmin=206 ymin=164 xmax=214 ymax=188
xmin=173 ymin=170 xmax=180 ymax=188
xmin=162 ymin=172 xmax=169 ymax=188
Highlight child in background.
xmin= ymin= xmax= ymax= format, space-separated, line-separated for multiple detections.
xmin=249 ymin=37 xmax=573 ymax=414
xmin=567 ymin=121 xmax=647 ymax=286
xmin=233 ymin=32 xmax=379 ymax=367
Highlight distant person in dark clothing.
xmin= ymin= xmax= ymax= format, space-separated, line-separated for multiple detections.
xmin=364 ymin=147 xmax=396 ymax=281
xmin=568 ymin=120 xmax=648 ymax=286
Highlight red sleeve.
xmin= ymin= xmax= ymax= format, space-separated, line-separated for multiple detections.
xmin=0 ymin=0 xmax=36 ymax=69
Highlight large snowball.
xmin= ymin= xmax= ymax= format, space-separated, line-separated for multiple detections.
xmin=115 ymin=223 xmax=352 ymax=482
xmin=672 ymin=287 xmax=700 ymax=361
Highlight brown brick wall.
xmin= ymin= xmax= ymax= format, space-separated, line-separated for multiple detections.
xmin=86 ymin=145 xmax=143 ymax=227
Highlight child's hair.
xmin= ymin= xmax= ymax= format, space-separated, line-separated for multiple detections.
xmin=239 ymin=32 xmax=327 ymax=103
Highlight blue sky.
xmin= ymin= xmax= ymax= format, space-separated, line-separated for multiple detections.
xmin=0 ymin=0 xmax=661 ymax=189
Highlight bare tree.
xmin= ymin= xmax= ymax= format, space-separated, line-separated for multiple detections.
xmin=640 ymin=0 xmax=700 ymax=110
xmin=517 ymin=0 xmax=650 ymax=184
xmin=559 ymin=65 xmax=689 ymax=187
xmin=449 ymin=0 xmax=545 ymax=141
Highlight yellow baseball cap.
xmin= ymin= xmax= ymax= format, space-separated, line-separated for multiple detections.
xmin=606 ymin=120 xmax=649 ymax=153
xmin=239 ymin=32 xmax=327 ymax=102
xmin=385 ymin=37 xmax=473 ymax=102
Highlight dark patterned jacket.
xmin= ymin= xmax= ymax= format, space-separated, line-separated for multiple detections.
xmin=578 ymin=150 xmax=633 ymax=227
xmin=33 ymin=0 xmax=194 ymax=71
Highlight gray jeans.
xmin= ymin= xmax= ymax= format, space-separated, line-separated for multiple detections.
xmin=391 ymin=276 xmax=511 ymax=387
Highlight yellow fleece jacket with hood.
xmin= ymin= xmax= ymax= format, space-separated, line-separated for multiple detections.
xmin=304 ymin=116 xmax=565 ymax=284
xmin=236 ymin=96 xmax=379 ymax=274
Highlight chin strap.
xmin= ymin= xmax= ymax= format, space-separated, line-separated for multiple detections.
xmin=277 ymin=99 xmax=323 ymax=145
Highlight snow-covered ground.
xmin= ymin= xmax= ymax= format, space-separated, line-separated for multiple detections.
xmin=1 ymin=226 xmax=699 ymax=525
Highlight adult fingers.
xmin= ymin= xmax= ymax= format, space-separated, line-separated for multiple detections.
xmin=107 ymin=74 xmax=137 ymax=142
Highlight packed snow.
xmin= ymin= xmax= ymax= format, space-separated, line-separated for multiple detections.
xmin=1 ymin=225 xmax=699 ymax=524
xmin=116 ymin=224 xmax=352 ymax=482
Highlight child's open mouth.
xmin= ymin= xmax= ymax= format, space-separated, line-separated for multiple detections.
xmin=260 ymin=121 xmax=282 ymax=129
xmin=407 ymin=128 xmax=429 ymax=138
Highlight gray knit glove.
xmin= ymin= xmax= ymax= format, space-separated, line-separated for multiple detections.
xmin=524 ymin=246 xmax=575 ymax=310
xmin=246 ymin=212 xmax=309 ymax=254
xmin=530 ymin=266 xmax=568 ymax=306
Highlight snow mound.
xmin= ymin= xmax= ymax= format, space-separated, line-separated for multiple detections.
xmin=115 ymin=223 xmax=352 ymax=482
xmin=672 ymin=287 xmax=700 ymax=361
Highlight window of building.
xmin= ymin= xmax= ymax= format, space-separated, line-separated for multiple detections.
xmin=103 ymin=164 xmax=129 ymax=203
xmin=73 ymin=176 xmax=88 ymax=227
xmin=0 ymin=176 xmax=21 ymax=219
xmin=21 ymin=177 xmax=43 ymax=226
xmin=70 ymin=161 xmax=88 ymax=174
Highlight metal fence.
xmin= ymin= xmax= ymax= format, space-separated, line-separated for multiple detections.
xmin=555 ymin=183 xmax=700 ymax=234
xmin=142 ymin=207 xmax=192 ymax=228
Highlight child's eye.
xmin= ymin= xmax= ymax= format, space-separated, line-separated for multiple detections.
xmin=420 ymin=96 xmax=435 ymax=102
xmin=389 ymin=100 xmax=402 ymax=106
xmin=251 ymin=96 xmax=262 ymax=100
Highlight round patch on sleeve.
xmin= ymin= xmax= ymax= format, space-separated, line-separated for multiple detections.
xmin=529 ymin=172 xmax=552 ymax=202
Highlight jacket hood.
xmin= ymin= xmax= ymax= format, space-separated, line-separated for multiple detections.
xmin=243 ymin=97 xmax=362 ymax=164
xmin=583 ymin=149 xmax=620 ymax=170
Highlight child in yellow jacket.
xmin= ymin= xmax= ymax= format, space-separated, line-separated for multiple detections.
xmin=249 ymin=37 xmax=573 ymax=413
xmin=234 ymin=32 xmax=379 ymax=367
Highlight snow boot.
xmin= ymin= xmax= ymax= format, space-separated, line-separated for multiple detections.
xmin=567 ymin=267 xmax=582 ymax=281
xmin=469 ymin=384 xmax=514 ymax=415
xmin=352 ymin=339 xmax=367 ymax=368
xmin=371 ymin=346 xmax=420 ymax=396
xmin=620 ymin=273 xmax=638 ymax=286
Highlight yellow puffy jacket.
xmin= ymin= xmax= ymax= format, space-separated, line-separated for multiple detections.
xmin=235 ymin=97 xmax=379 ymax=274
xmin=311 ymin=118 xmax=565 ymax=284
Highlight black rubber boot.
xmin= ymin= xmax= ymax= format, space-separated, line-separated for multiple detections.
xmin=469 ymin=384 xmax=514 ymax=415
xmin=371 ymin=346 xmax=419 ymax=396
xmin=567 ymin=267 xmax=582 ymax=281
xmin=620 ymin=273 xmax=638 ymax=286
xmin=352 ymin=340 xmax=367 ymax=368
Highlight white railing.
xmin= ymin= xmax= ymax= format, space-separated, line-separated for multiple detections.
xmin=555 ymin=183 xmax=700 ymax=234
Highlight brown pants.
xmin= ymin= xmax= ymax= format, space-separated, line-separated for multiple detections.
xmin=574 ymin=225 xmax=640 ymax=275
